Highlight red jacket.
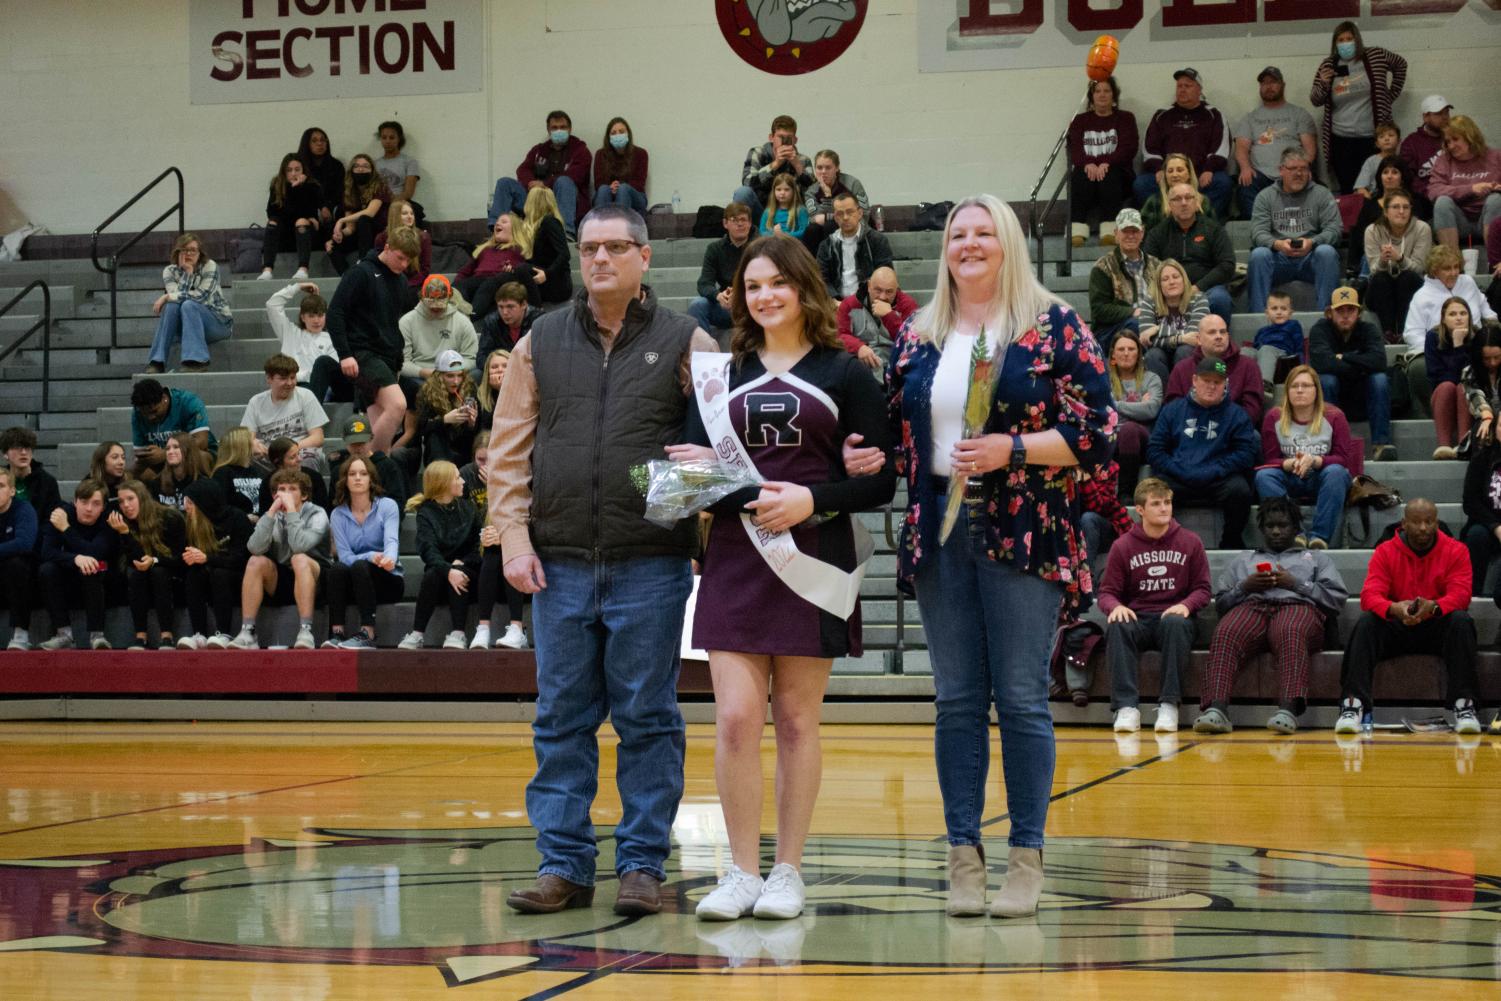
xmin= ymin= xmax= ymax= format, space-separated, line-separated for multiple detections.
xmin=1360 ymin=530 xmax=1471 ymax=619
xmin=1163 ymin=337 xmax=1264 ymax=429
xmin=836 ymin=290 xmax=918 ymax=355
xmin=516 ymin=136 xmax=593 ymax=223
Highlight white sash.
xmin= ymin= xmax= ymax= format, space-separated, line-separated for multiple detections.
xmin=692 ymin=352 xmax=874 ymax=620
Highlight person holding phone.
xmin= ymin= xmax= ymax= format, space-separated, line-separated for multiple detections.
xmin=412 ymin=350 xmax=479 ymax=470
xmin=1310 ymin=21 xmax=1407 ymax=194
xmin=733 ymin=114 xmax=815 ymax=224
xmin=1247 ymin=148 xmax=1343 ymax=314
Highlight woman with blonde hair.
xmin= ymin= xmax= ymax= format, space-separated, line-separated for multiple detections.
xmin=1139 ymin=153 xmax=1211 ymax=232
xmin=107 ymin=478 xmax=187 ymax=650
xmin=397 ymin=461 xmax=482 ymax=650
xmin=455 ymin=213 xmax=533 ymax=318
xmin=210 ymin=426 xmax=263 ymax=514
xmin=372 ymin=198 xmax=432 ymax=290
xmin=1430 ymin=115 xmax=1501 ymax=251
xmin=1107 ymin=329 xmax=1161 ymax=496
xmin=1254 ymin=364 xmax=1357 ymax=548
xmin=522 ymin=186 xmax=573 ymax=305
xmin=146 ymin=232 xmax=233 ymax=374
xmin=414 ymin=357 xmax=479 ymax=468
xmin=1136 ymin=258 xmax=1210 ymax=382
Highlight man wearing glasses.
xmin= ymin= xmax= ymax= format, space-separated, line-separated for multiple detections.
xmin=1247 ymin=147 xmax=1343 ymax=313
xmin=733 ymin=113 xmax=815 ymax=222
xmin=488 ymin=206 xmax=717 ymax=919
xmin=815 ymin=192 xmax=893 ymax=300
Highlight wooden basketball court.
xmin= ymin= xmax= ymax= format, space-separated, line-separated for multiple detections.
xmin=0 ymin=720 xmax=1496 ymax=999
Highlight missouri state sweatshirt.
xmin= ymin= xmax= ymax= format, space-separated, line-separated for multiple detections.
xmin=1097 ymin=519 xmax=1211 ymax=617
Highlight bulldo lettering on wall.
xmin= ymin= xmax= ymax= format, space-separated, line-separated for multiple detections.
xmin=716 ymin=0 xmax=869 ymax=76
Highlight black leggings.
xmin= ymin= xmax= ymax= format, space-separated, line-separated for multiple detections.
xmin=1365 ymin=268 xmax=1424 ymax=340
xmin=326 ymin=559 xmax=405 ymax=631
xmin=413 ymin=559 xmax=481 ymax=633
xmin=330 ymin=215 xmax=380 ymax=274
xmin=184 ymin=562 xmax=242 ymax=636
xmin=126 ymin=563 xmax=177 ymax=637
xmin=39 ymin=561 xmax=111 ymax=635
xmin=263 ymin=215 xmax=315 ymax=269
xmin=1070 ymin=164 xmax=1134 ymax=228
xmin=0 ymin=555 xmax=32 ymax=628
xmin=474 ymin=549 xmax=525 ymax=624
xmin=1328 ymin=134 xmax=1371 ymax=195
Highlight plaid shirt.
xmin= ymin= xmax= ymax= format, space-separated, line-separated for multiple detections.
xmin=740 ymin=143 xmax=814 ymax=201
xmin=1079 ymin=461 xmax=1133 ymax=539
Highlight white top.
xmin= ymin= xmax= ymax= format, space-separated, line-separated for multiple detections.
xmin=838 ymin=232 xmax=859 ymax=298
xmin=929 ymin=331 xmax=998 ymax=477
xmin=265 ymin=283 xmax=337 ymax=382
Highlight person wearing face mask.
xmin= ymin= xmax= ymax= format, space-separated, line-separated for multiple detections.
xmin=1310 ymin=21 xmax=1407 ymax=194
xmin=326 ymin=153 xmax=392 ymax=275
xmin=490 ymin=110 xmax=591 ymax=237
xmin=592 ymin=116 xmax=649 ymax=215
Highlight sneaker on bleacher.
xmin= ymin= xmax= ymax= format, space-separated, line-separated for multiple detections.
xmin=469 ymin=625 xmax=491 ymax=650
xmin=204 ymin=632 xmax=233 ymax=649
xmin=442 ymin=630 xmax=466 ymax=650
xmin=228 ymin=626 xmax=258 ymax=650
xmin=176 ymin=634 xmax=205 ymax=650
xmin=6 ymin=628 xmax=30 ymax=651
xmin=498 ymin=623 xmax=528 ymax=649
xmin=397 ymin=631 xmax=424 ymax=651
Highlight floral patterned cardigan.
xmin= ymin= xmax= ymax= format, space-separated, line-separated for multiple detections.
xmin=886 ymin=302 xmax=1117 ymax=611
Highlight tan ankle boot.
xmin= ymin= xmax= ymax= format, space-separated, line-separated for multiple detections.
xmin=1099 ymin=221 xmax=1116 ymax=246
xmin=1070 ymin=222 xmax=1089 ymax=248
xmin=989 ymin=847 xmax=1043 ymax=918
xmin=946 ymin=843 xmax=987 ymax=917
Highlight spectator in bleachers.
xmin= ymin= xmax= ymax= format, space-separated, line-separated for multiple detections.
xmin=1136 ymin=258 xmax=1209 ymax=383
xmin=463 ymin=438 xmax=527 ymax=651
xmin=210 ymin=427 xmax=262 ymax=516
xmin=325 ymin=154 xmax=390 ymax=275
xmin=1233 ymin=66 xmax=1317 ymax=220
xmin=2 ymin=426 xmax=61 ymax=521
xmin=327 ymin=226 xmax=420 ymax=453
xmin=412 ymin=350 xmax=478 ymax=471
xmin=398 ymin=461 xmax=481 ymax=651
xmin=1108 ymin=330 xmax=1160 ymax=498
xmin=1489 ymin=220 xmax=1501 ymax=317
xmin=242 ymin=353 xmax=330 ymax=475
xmin=230 ymin=467 xmax=331 ymax=651
xmin=108 ymin=479 xmax=185 ymax=651
xmin=523 ymin=186 xmax=574 ymax=307
xmin=1068 ymin=76 xmax=1138 ymax=248
xmin=1429 ymin=115 xmax=1501 ymax=252
xmin=1088 ymin=208 xmax=1158 ymax=345
xmin=759 ymin=174 xmax=810 ymax=242
xmin=1079 ymin=460 xmax=1134 ymax=586
xmin=1164 ymin=313 xmax=1265 ymax=428
xmin=325 ymin=414 xmax=407 ymax=519
xmin=265 ymin=281 xmax=350 ymax=404
xmin=1427 ymin=297 xmax=1478 ymax=459
xmin=1252 ymin=289 xmax=1304 ymax=389
xmin=491 ymin=111 xmax=590 ymax=237
xmin=1363 ymin=188 xmax=1431 ymax=342
xmin=155 ymin=432 xmax=213 ymax=512
xmin=734 ymin=114 xmax=815 ymax=223
xmin=129 ymin=379 xmax=215 ymax=481
xmin=373 ymin=200 xmax=433 ymax=293
xmin=257 ymin=153 xmax=322 ymax=282
xmin=1256 ymin=365 xmax=1356 ymax=549
xmin=1099 ymin=477 xmax=1211 ymax=735
xmin=1402 ymin=246 xmax=1498 ymax=413
xmin=258 ymin=438 xmax=328 ymax=514
xmin=323 ymin=455 xmax=402 ymax=650
xmin=1401 ymin=96 xmax=1451 ymax=206
xmin=296 ymin=127 xmax=343 ymax=226
xmin=474 ymin=349 xmax=508 ymax=437
xmin=0 ymin=468 xmax=37 ymax=650
xmin=36 ymin=480 xmax=120 ymax=651
xmin=88 ymin=442 xmax=127 ymax=509
xmin=1247 ymin=148 xmax=1342 ymax=315
xmin=455 ymin=216 xmax=533 ymax=321
xmin=805 ymin=149 xmax=869 ymax=249
xmin=1147 ymin=357 xmax=1260 ymax=549
xmin=687 ymin=203 xmax=754 ymax=332
xmin=1136 ymin=68 xmax=1232 ymax=219
xmin=837 ymin=266 xmax=916 ymax=373
xmin=374 ymin=121 xmax=423 ymax=226
xmin=401 ymin=275 xmax=479 ymax=382
xmin=1349 ymin=155 xmax=1424 ymax=278
xmin=1309 ymin=22 xmax=1406 ymax=194
xmin=179 ymin=479 xmax=252 ymax=650
xmin=1310 ymin=286 xmax=1397 ymax=461
xmin=1143 ymin=181 xmax=1235 ymax=323
xmin=477 ymin=283 xmax=538 ymax=362
xmin=1193 ymin=497 xmax=1348 ymax=735
xmin=1462 ymin=434 xmax=1501 ymax=597
xmin=815 ymin=192 xmax=892 ymax=301
xmin=1463 ymin=322 xmax=1501 ymax=445
xmin=1352 ymin=124 xmax=1402 ymax=199
xmin=146 ymin=233 xmax=233 ymax=374
xmin=1337 ymin=498 xmax=1479 ymax=735
xmin=593 ymin=117 xmax=649 ymax=214
xmin=1138 ymin=154 xmax=1211 ymax=234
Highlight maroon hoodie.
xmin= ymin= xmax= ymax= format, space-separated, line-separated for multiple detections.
xmin=1098 ymin=519 xmax=1211 ymax=617
xmin=1163 ymin=336 xmax=1265 ymax=428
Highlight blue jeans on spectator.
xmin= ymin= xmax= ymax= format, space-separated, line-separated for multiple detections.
xmin=686 ymin=296 xmax=732 ymax=330
xmin=595 ymin=183 xmax=647 ymax=214
xmin=1247 ymin=244 xmax=1341 ymax=314
xmin=1080 ymin=510 xmax=1115 ymax=581
xmin=1203 ymin=284 xmax=1233 ymax=325
xmin=490 ymin=176 xmax=580 ymax=235
xmin=731 ymin=185 xmax=764 ymax=224
xmin=526 ymin=554 xmax=692 ymax=885
xmin=1321 ymin=372 xmax=1392 ymax=445
xmin=1254 ymin=463 xmax=1353 ymax=545
xmin=1090 ymin=315 xmax=1139 ymax=346
xmin=915 ymin=500 xmax=1062 ymax=850
xmin=1236 ymin=171 xmax=1275 ymax=221
xmin=1133 ymin=171 xmax=1233 ymax=219
xmin=149 ymin=300 xmax=232 ymax=366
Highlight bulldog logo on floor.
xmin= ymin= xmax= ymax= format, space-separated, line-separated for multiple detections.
xmin=716 ymin=0 xmax=868 ymax=75
xmin=1 ymin=831 xmax=1497 ymax=986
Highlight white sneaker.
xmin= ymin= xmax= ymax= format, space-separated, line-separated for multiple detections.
xmin=292 ymin=266 xmax=310 ymax=280
xmin=1454 ymin=699 xmax=1482 ymax=735
xmin=39 ymin=630 xmax=73 ymax=651
xmin=442 ymin=630 xmax=467 ymax=650
xmin=1155 ymin=703 xmax=1179 ymax=733
xmin=696 ymin=865 xmax=764 ymax=921
xmin=497 ymin=622 xmax=528 ymax=649
xmin=7 ymin=628 xmax=30 ymax=651
xmin=1113 ymin=706 xmax=1141 ymax=733
xmin=397 ymin=630 xmax=424 ymax=651
xmin=257 ymin=268 xmax=274 ymax=280
xmin=753 ymin=863 xmax=805 ymax=919
xmin=469 ymin=625 xmax=491 ymax=649
xmin=90 ymin=632 xmax=112 ymax=650
xmin=1333 ymin=698 xmax=1362 ymax=734
xmin=176 ymin=633 xmax=205 ymax=650
xmin=228 ymin=627 xmax=258 ymax=650
xmin=204 ymin=632 xmax=233 ymax=650
xmin=293 ymin=625 xmax=316 ymax=649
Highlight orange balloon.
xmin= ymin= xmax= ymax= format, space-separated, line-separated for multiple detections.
xmin=1086 ymin=34 xmax=1119 ymax=81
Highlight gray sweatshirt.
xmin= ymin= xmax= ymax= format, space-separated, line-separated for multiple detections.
xmin=1214 ymin=546 xmax=1348 ymax=616
xmin=1250 ymin=181 xmax=1342 ymax=248
xmin=247 ymin=502 xmax=332 ymax=567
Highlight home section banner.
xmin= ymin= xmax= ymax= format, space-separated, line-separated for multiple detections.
xmin=189 ymin=0 xmax=483 ymax=104
xmin=917 ymin=0 xmax=1501 ymax=73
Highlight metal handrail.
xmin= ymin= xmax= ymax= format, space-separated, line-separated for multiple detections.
xmin=1028 ymin=123 xmax=1075 ymax=283
xmin=0 ymin=281 xmax=54 ymax=412
xmin=91 ymin=167 xmax=185 ymax=347
xmin=882 ymin=502 xmax=905 ymax=674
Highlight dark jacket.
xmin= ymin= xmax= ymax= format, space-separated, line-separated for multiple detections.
xmin=1147 ymin=391 xmax=1260 ymax=486
xmin=1308 ymin=317 xmax=1386 ymax=379
xmin=13 ymin=461 xmax=61 ymax=522
xmin=816 ymin=225 xmax=894 ymax=299
xmin=592 ymin=145 xmax=648 ymax=193
xmin=326 ymin=250 xmax=416 ymax=365
xmin=1142 ymin=102 xmax=1230 ymax=175
xmin=1425 ymin=328 xmax=1470 ymax=387
xmin=182 ymin=479 xmax=253 ymax=571
xmin=516 ymin=136 xmax=592 ymax=224
xmin=1143 ymin=213 xmax=1236 ymax=292
xmin=0 ymin=499 xmax=38 ymax=561
xmin=41 ymin=503 xmax=118 ymax=569
xmin=119 ymin=507 xmax=188 ymax=574
xmin=1088 ymin=247 xmax=1160 ymax=333
xmin=415 ymin=497 xmax=481 ymax=570
xmin=477 ymin=305 xmax=540 ymax=360
xmin=212 ymin=463 xmax=264 ymax=516
xmin=696 ymin=236 xmax=749 ymax=299
xmin=528 ymin=216 xmax=572 ymax=305
xmin=529 ymin=287 xmax=700 ymax=561
xmin=1462 ymin=447 xmax=1501 ymax=535
xmin=266 ymin=179 xmax=324 ymax=222
xmin=1163 ymin=337 xmax=1265 ymax=428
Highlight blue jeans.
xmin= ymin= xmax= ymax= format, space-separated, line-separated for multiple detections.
xmin=1247 ymin=244 xmax=1341 ymax=313
xmin=490 ymin=175 xmax=579 ymax=235
xmin=1204 ymin=284 xmax=1233 ymax=324
xmin=1254 ymin=463 xmax=1353 ymax=545
xmin=149 ymin=300 xmax=232 ymax=365
xmin=595 ymin=182 xmax=646 ymax=214
xmin=1321 ymin=372 xmax=1391 ymax=446
xmin=526 ymin=554 xmax=693 ymax=885
xmin=915 ymin=502 xmax=1063 ymax=849
xmin=1236 ymin=171 xmax=1275 ymax=220
xmin=731 ymin=185 xmax=764 ymax=223
xmin=686 ymin=296 xmax=732 ymax=330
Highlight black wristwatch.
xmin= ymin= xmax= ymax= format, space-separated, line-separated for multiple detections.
xmin=1009 ymin=434 xmax=1026 ymax=470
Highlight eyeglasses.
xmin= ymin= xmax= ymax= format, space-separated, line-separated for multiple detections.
xmin=578 ymin=240 xmax=642 ymax=257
